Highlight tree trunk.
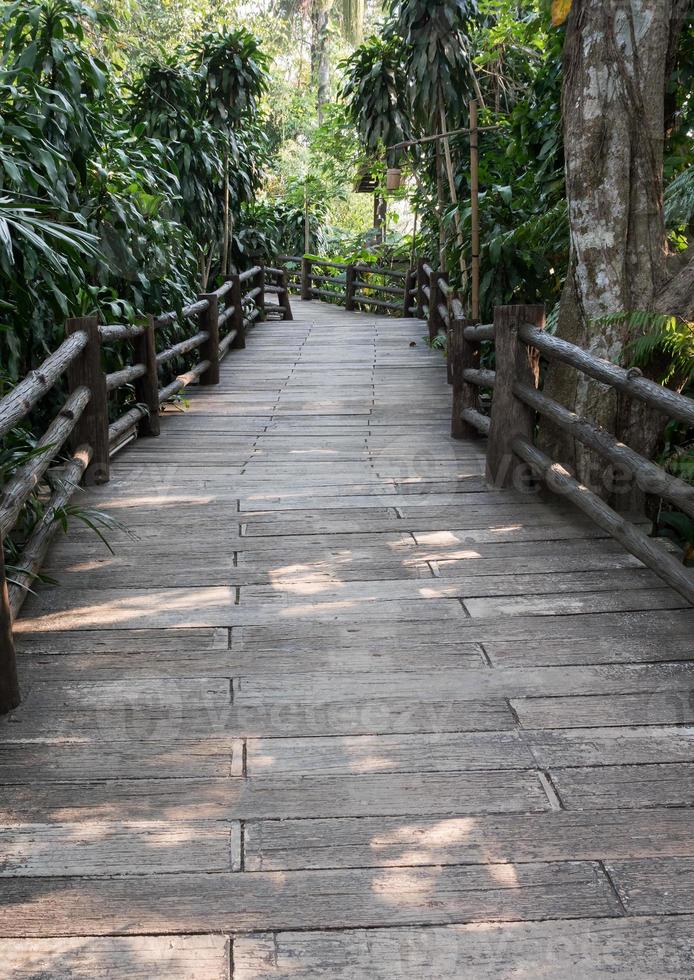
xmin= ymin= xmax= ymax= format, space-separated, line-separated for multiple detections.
xmin=311 ymin=2 xmax=331 ymax=123
xmin=540 ymin=0 xmax=691 ymax=508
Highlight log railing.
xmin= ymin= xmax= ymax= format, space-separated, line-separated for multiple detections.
xmin=278 ymin=255 xmax=413 ymax=318
xmin=0 ymin=266 xmax=293 ymax=712
xmin=449 ymin=305 xmax=694 ymax=605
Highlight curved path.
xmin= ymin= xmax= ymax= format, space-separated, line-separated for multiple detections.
xmin=1 ymin=300 xmax=694 ymax=977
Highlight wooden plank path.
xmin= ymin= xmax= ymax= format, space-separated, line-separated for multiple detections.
xmin=1 ymin=299 xmax=694 ymax=977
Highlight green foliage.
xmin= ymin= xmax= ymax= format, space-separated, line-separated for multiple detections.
xmin=656 ymin=420 xmax=694 ymax=484
xmin=665 ymin=165 xmax=694 ymax=232
xmin=592 ymin=311 xmax=694 ymax=386
xmin=0 ymin=0 xmax=271 ymax=572
xmin=191 ymin=27 xmax=270 ymax=128
xmin=339 ymin=36 xmax=410 ymax=163
xmin=234 ymin=200 xmax=327 ymax=262
xmin=655 ymin=510 xmax=694 ymax=566
xmin=386 ymin=0 xmax=480 ymax=124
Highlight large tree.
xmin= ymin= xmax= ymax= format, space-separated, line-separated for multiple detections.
xmin=541 ymin=0 xmax=693 ymax=500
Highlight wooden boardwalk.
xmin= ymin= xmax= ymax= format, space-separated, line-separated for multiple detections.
xmin=1 ymin=299 xmax=694 ymax=977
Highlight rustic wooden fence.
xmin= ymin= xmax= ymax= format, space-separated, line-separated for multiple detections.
xmin=448 ymin=305 xmax=694 ymax=607
xmin=278 ymin=255 xmax=412 ymax=317
xmin=276 ymin=254 xmax=451 ymax=344
xmin=0 ymin=265 xmax=292 ymax=713
xmin=278 ymin=252 xmax=694 ymax=607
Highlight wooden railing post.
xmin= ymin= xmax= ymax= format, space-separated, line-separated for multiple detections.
xmin=428 ymin=272 xmax=447 ymax=342
xmin=403 ymin=268 xmax=416 ymax=317
xmin=450 ymin=315 xmax=465 ymax=436
xmin=257 ymin=264 xmax=266 ymax=322
xmin=230 ymin=274 xmax=245 ymax=350
xmin=279 ymin=271 xmax=294 ymax=321
xmin=133 ymin=315 xmax=160 ymax=436
xmin=450 ymin=311 xmax=484 ymax=440
xmin=416 ymin=258 xmax=426 ymax=319
xmin=301 ymin=257 xmax=312 ymax=300
xmin=345 ymin=265 xmax=356 ymax=311
xmin=486 ymin=304 xmax=545 ymax=488
xmin=66 ymin=316 xmax=109 ymax=485
xmin=198 ymin=292 xmax=220 ymax=385
xmin=0 ymin=536 xmax=19 ymax=714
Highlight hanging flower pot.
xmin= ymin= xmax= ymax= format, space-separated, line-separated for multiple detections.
xmin=386 ymin=167 xmax=402 ymax=191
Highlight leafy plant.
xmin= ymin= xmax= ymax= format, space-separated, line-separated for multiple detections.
xmin=654 ymin=511 xmax=694 ymax=566
xmin=339 ymin=36 xmax=410 ymax=164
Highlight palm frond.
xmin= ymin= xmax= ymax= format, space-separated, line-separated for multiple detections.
xmin=665 ymin=165 xmax=694 ymax=229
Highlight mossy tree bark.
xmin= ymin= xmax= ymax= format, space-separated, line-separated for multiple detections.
xmin=540 ymin=0 xmax=692 ymax=507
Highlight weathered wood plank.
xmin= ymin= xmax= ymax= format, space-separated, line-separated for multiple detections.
xmin=553 ymin=763 xmax=694 ymax=810
xmin=233 ymin=917 xmax=694 ymax=980
xmin=0 ymin=738 xmax=243 ymax=782
xmin=1 ymin=936 xmax=230 ymax=979
xmin=1 ymin=698 xmax=514 ymax=740
xmin=513 ymin=692 xmax=694 ymax=729
xmin=244 ymin=808 xmax=694 ymax=870
xmin=608 ymin=858 xmax=694 ymax=915
xmin=233 ymin=664 xmax=694 ymax=705
xmin=465 ymin=588 xmax=687 ymax=617
xmin=16 ymin=590 xmax=466 ymax=630
xmin=0 ymin=820 xmax=239 ymax=875
xmin=528 ymin=726 xmax=694 ymax=767
xmin=246 ymin=731 xmax=534 ymax=775
xmin=0 ymin=771 xmax=549 ymax=823
xmin=0 ymin=861 xmax=621 ymax=936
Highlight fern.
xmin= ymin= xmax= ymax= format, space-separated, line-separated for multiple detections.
xmin=594 ymin=310 xmax=694 ymax=385
xmin=665 ymin=165 xmax=694 ymax=230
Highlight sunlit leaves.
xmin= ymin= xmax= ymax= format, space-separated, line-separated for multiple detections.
xmin=386 ymin=0 xmax=480 ymax=125
xmin=550 ymin=0 xmax=571 ymax=27
xmin=339 ymin=36 xmax=410 ymax=162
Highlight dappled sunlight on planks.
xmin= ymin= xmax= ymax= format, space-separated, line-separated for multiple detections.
xmin=15 ymin=586 xmax=236 ymax=631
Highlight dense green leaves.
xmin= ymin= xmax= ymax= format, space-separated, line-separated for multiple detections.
xmin=386 ymin=0 xmax=480 ymax=124
xmin=340 ymin=36 xmax=410 ymax=163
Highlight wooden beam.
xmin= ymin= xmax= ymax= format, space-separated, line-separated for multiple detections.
xmin=486 ymin=304 xmax=545 ymax=488
xmin=65 ymin=316 xmax=109 ymax=486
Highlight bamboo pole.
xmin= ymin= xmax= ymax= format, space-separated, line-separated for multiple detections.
xmin=470 ymin=99 xmax=481 ymax=323
xmin=439 ymin=103 xmax=469 ymax=287
xmin=221 ymin=150 xmax=230 ymax=277
xmin=435 ymin=131 xmax=446 ymax=268
xmin=387 ymin=123 xmax=500 ymax=154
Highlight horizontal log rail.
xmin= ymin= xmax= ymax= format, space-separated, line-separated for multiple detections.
xmin=7 ymin=444 xmax=92 ymax=618
xmin=238 ymin=265 xmax=262 ymax=283
xmin=352 ymin=293 xmax=401 ymax=311
xmin=99 ymin=323 xmax=146 ymax=343
xmin=0 ymin=332 xmax=88 ymax=440
xmin=105 ymin=362 xmax=147 ymax=392
xmin=449 ymin=303 xmax=694 ymax=606
xmin=311 ymin=273 xmax=344 ymax=286
xmin=311 ymin=286 xmax=347 ymax=303
xmin=353 ymin=279 xmax=405 ymax=297
xmin=278 ymin=254 xmax=439 ymax=321
xmin=156 ymin=331 xmax=209 ymax=368
xmin=514 ymin=381 xmax=694 ymax=520
xmin=0 ymin=386 xmax=91 ymax=538
xmin=514 ymin=438 xmax=694 ymax=605
xmin=519 ymin=323 xmax=694 ymax=427
xmin=0 ymin=264 xmax=293 ymax=712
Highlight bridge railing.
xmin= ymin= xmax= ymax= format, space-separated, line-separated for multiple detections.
xmin=449 ymin=304 xmax=694 ymax=606
xmin=277 ymin=255 xmax=414 ymax=318
xmin=0 ymin=265 xmax=292 ymax=713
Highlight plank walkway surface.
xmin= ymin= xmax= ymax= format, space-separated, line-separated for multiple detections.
xmin=1 ymin=299 xmax=694 ymax=977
